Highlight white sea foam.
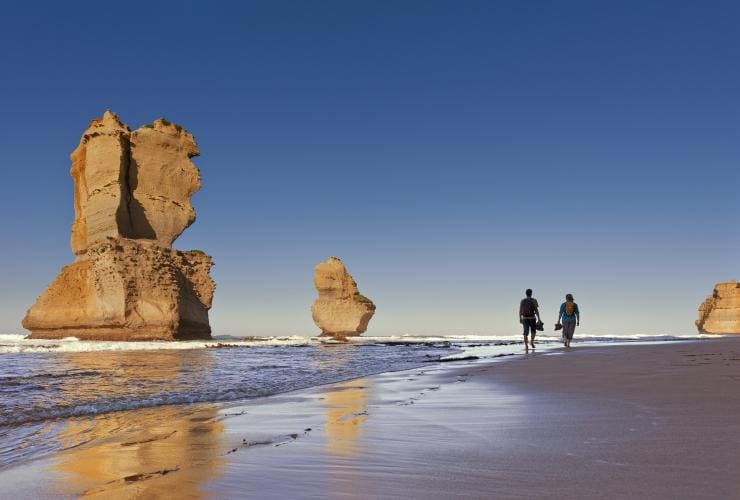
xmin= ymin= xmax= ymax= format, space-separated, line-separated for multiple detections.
xmin=0 ymin=332 xmax=710 ymax=354
xmin=0 ymin=334 xmax=317 ymax=354
xmin=0 ymin=334 xmax=27 ymax=342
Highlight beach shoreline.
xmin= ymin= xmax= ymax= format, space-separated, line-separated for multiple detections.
xmin=2 ymin=337 xmax=739 ymax=498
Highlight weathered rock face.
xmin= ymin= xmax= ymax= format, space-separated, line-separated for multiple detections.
xmin=129 ymin=119 xmax=201 ymax=246
xmin=24 ymin=111 xmax=215 ymax=341
xmin=70 ymin=111 xmax=133 ymax=256
xmin=311 ymin=257 xmax=375 ymax=338
xmin=24 ymin=239 xmax=214 ymax=340
xmin=696 ymin=282 xmax=740 ymax=334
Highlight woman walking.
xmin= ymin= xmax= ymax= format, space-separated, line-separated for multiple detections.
xmin=557 ymin=293 xmax=580 ymax=348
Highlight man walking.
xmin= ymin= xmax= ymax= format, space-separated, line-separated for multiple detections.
xmin=519 ymin=289 xmax=541 ymax=349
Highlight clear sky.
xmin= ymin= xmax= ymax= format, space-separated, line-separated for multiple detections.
xmin=0 ymin=1 xmax=738 ymax=337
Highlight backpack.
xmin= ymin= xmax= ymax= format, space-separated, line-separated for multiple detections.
xmin=521 ymin=298 xmax=536 ymax=317
xmin=565 ymin=302 xmax=575 ymax=316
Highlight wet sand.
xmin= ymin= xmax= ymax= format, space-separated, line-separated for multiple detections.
xmin=2 ymin=338 xmax=740 ymax=499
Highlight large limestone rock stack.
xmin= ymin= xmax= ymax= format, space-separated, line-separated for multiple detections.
xmin=696 ymin=282 xmax=740 ymax=334
xmin=23 ymin=111 xmax=215 ymax=340
xmin=311 ymin=257 xmax=376 ymax=338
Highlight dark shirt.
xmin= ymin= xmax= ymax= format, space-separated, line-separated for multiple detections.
xmin=519 ymin=298 xmax=539 ymax=318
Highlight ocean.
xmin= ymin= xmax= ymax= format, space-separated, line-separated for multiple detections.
xmin=0 ymin=332 xmax=703 ymax=470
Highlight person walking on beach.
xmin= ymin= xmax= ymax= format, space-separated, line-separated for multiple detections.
xmin=557 ymin=293 xmax=580 ymax=348
xmin=519 ymin=289 xmax=541 ymax=350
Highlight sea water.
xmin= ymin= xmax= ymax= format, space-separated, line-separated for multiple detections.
xmin=0 ymin=333 xmax=704 ymax=469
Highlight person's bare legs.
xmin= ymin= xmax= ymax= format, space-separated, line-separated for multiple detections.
xmin=530 ymin=335 xmax=536 ymax=348
xmin=524 ymin=335 xmax=529 ymax=350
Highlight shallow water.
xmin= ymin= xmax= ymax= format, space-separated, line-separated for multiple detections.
xmin=0 ymin=333 xmax=706 ymax=470
xmin=0 ymin=344 xmax=455 ymax=428
xmin=0 ymin=342 xmax=461 ymax=468
xmin=0 ymin=335 xmax=731 ymax=499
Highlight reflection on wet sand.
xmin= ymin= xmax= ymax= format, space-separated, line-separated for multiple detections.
xmin=53 ymin=405 xmax=226 ymax=498
xmin=50 ymin=349 xmax=226 ymax=498
xmin=312 ymin=345 xmax=370 ymax=458
xmin=322 ymin=379 xmax=369 ymax=458
xmin=313 ymin=345 xmax=372 ymax=496
xmin=32 ymin=346 xmax=378 ymax=497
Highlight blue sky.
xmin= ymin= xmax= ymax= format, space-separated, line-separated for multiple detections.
xmin=0 ymin=1 xmax=738 ymax=336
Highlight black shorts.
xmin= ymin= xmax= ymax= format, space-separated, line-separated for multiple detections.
xmin=522 ymin=318 xmax=537 ymax=336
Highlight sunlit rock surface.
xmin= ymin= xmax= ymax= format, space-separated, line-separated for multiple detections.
xmin=69 ymin=111 xmax=133 ymax=256
xmin=311 ymin=257 xmax=375 ymax=338
xmin=24 ymin=111 xmax=215 ymax=340
xmin=129 ymin=119 xmax=201 ymax=247
xmin=696 ymin=282 xmax=740 ymax=334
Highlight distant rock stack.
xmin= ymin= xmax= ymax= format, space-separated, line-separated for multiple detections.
xmin=311 ymin=257 xmax=376 ymax=338
xmin=23 ymin=111 xmax=215 ymax=340
xmin=696 ymin=282 xmax=740 ymax=334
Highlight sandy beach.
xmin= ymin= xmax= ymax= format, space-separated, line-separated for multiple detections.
xmin=2 ymin=338 xmax=739 ymax=499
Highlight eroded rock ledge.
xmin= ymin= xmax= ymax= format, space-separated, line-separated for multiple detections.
xmin=696 ymin=282 xmax=740 ymax=334
xmin=311 ymin=257 xmax=375 ymax=338
xmin=24 ymin=111 xmax=215 ymax=340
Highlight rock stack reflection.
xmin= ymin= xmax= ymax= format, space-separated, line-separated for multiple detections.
xmin=313 ymin=345 xmax=370 ymax=458
xmin=50 ymin=349 xmax=226 ymax=497
xmin=322 ymin=379 xmax=369 ymax=458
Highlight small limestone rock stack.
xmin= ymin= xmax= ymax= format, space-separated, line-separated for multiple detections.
xmin=311 ymin=257 xmax=376 ymax=338
xmin=23 ymin=111 xmax=215 ymax=340
xmin=696 ymin=282 xmax=740 ymax=334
